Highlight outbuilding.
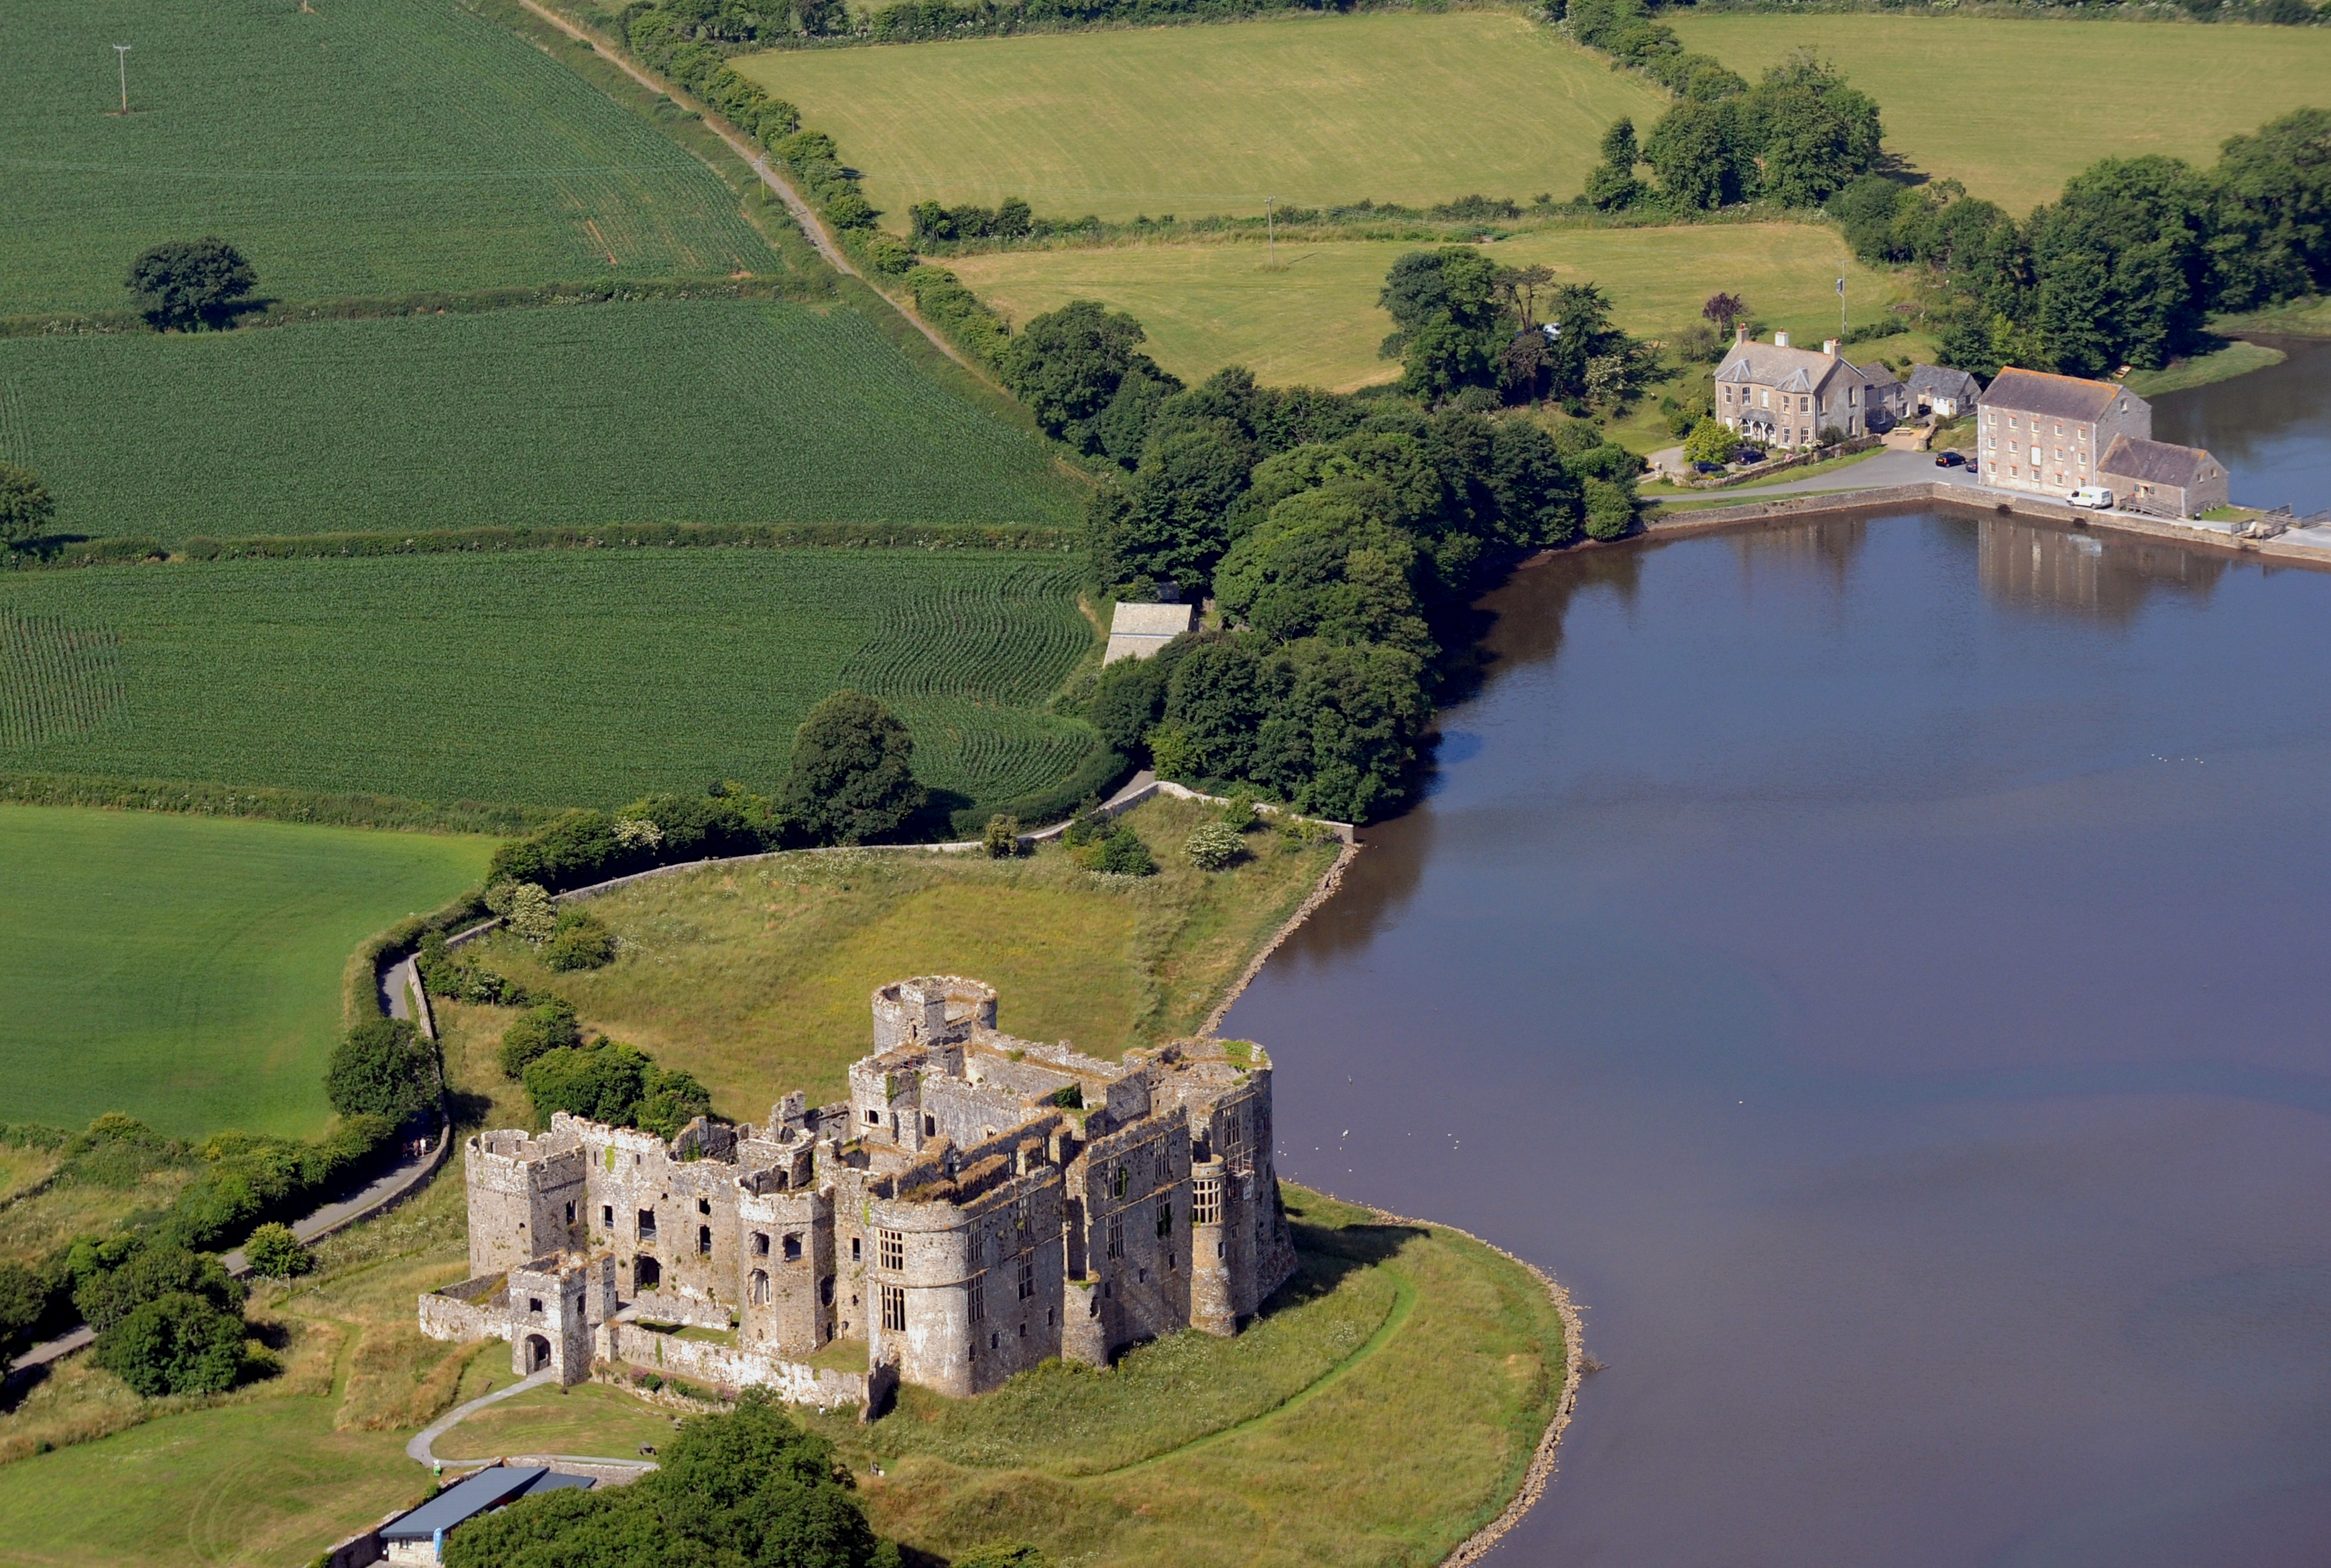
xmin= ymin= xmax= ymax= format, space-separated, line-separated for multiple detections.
xmin=1103 ymin=601 xmax=1195 ymax=664
xmin=2098 ymin=436 xmax=2230 ymax=520
xmin=379 ymin=1465 xmax=595 ymax=1565
xmin=1905 ymin=364 xmax=1983 ymax=418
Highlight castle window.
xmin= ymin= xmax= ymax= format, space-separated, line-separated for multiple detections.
xmin=851 ymin=1238 xmax=861 ymax=1262
xmin=602 ymin=1205 xmax=613 ymax=1228
xmin=969 ymin=1273 xmax=985 ymax=1323
xmin=1106 ymin=1219 xmax=1124 ymax=1261
xmin=697 ymin=1225 xmax=712 ymax=1256
xmin=820 ymin=1276 xmax=833 ymax=1306
xmin=865 ymin=1108 xmax=880 ymax=1124
xmin=636 ymin=1256 xmax=660 ymax=1289
xmin=1111 ymin=1164 xmax=1128 ymax=1200
xmin=564 ymin=1202 xmax=575 ymax=1225
xmin=1018 ymin=1322 xmax=1027 ymax=1339
xmin=698 ymin=1197 xmax=710 ymax=1216
xmin=1017 ymin=1252 xmax=1034 ymax=1300
xmin=924 ymin=1114 xmax=936 ymax=1137
xmin=753 ymin=1232 xmax=770 ymax=1257
xmin=528 ymin=1297 xmax=543 ymax=1314
xmin=878 ymin=1229 xmax=904 ymax=1272
xmin=880 ymin=1284 xmax=906 ymax=1333
xmin=1224 ymin=1111 xmax=1244 ymax=1150
xmin=783 ymin=1233 xmax=802 ymax=1262
xmin=1194 ymin=1177 xmax=1222 ymax=1226
xmin=1154 ymin=1196 xmax=1173 ymax=1239
xmin=638 ymin=1209 xmax=656 ymax=1239
xmin=750 ymin=1270 xmax=770 ymax=1305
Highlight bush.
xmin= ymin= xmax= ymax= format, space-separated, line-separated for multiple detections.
xmin=243 ymin=1223 xmax=312 ymax=1279
xmin=72 ymin=1242 xmax=244 ymax=1334
xmin=1583 ymin=477 xmax=1636 ymax=541
xmin=125 ymin=237 xmax=256 ymax=331
xmin=324 ymin=1016 xmax=442 ymax=1125
xmin=543 ymin=907 xmax=617 ymax=971
xmin=488 ymin=880 xmax=558 ymax=945
xmin=1218 ymin=791 xmax=1260 ymax=831
xmin=1074 ymin=824 xmax=1158 ymax=876
xmin=523 ymin=1038 xmax=712 ymax=1139
xmin=1183 ymin=821 xmax=1247 ymax=871
xmin=982 ymin=814 xmax=1020 ymax=857
xmin=1682 ymin=417 xmax=1739 ymax=467
xmin=499 ymin=998 xmax=584 ymax=1079
xmin=0 ymin=1261 xmax=52 ymax=1365
xmin=955 ymin=1547 xmax=1054 ymax=1568
xmin=0 ymin=463 xmax=56 ymax=550
xmin=93 ymin=1291 xmax=247 ymax=1396
xmin=782 ymin=689 xmax=925 ymax=846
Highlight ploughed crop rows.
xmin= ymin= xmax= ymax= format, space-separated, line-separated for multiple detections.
xmin=0 ymin=612 xmax=123 ymax=749
xmin=2 ymin=0 xmax=780 ymax=315
xmin=0 ymin=300 xmax=1079 ymax=541
xmin=0 ymin=550 xmax=1099 ymax=812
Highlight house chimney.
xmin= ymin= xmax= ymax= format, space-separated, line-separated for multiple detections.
xmin=1773 ymin=331 xmax=1791 ymax=348
xmin=1732 ymin=322 xmax=1748 ymax=346
xmin=1823 ymin=338 xmax=1841 ymax=357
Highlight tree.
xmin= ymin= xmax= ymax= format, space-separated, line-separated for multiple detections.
xmin=1701 ymin=292 xmax=1747 ymax=336
xmin=2027 ymin=155 xmax=2218 ymax=371
xmin=94 ymin=1291 xmax=247 ymax=1396
xmin=499 ymin=998 xmax=584 ymax=1079
xmin=1645 ymin=99 xmax=1750 ymax=210
xmin=981 ymin=814 xmax=1020 ymax=857
xmin=544 ymin=907 xmax=617 ymax=971
xmin=243 ymin=1223 xmax=312 ymax=1280
xmin=1683 ymin=416 xmax=1740 ymax=467
xmin=523 ymin=1038 xmax=711 ymax=1138
xmin=325 ymin=1016 xmax=442 ymax=1125
xmin=1583 ymin=477 xmax=1636 ymax=542
xmin=1585 ymin=118 xmax=1645 ymax=210
xmin=1213 ymin=491 xmax=1435 ymax=660
xmin=1000 ymin=300 xmax=1175 ymax=450
xmin=72 ymin=1240 xmax=244 ymax=1333
xmin=1738 ymin=54 xmax=1885 ymax=209
xmin=780 ymin=689 xmax=924 ymax=845
xmin=1598 ymin=117 xmax=1640 ymax=171
xmin=125 ymin=237 xmax=255 ymax=330
xmin=0 ymin=1261 xmax=48 ymax=1367
xmin=0 ymin=464 xmax=55 ymax=550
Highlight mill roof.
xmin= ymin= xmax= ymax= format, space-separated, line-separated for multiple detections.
xmin=1714 ymin=340 xmax=1868 ymax=395
xmin=1105 ymin=601 xmax=1196 ymax=662
xmin=1979 ymin=367 xmax=2138 ymax=422
xmin=1906 ymin=364 xmax=1982 ymax=400
xmin=380 ymin=1467 xmax=595 ymax=1543
xmin=2098 ymin=435 xmax=2217 ymax=487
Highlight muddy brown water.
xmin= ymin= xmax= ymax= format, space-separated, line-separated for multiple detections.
xmin=1223 ymin=339 xmax=2331 ymax=1566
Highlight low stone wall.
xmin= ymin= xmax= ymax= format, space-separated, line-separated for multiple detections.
xmin=418 ymin=1277 xmax=507 ymax=1343
xmin=601 ymin=1322 xmax=868 ymax=1411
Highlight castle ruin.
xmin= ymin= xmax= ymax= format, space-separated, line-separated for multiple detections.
xmin=418 ymin=977 xmax=1297 ymax=1404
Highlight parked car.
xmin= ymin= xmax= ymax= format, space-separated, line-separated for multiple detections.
xmin=1933 ymin=450 xmax=1964 ymax=467
xmin=1693 ymin=461 xmax=1726 ymax=475
xmin=2069 ymin=486 xmax=2116 ymax=509
xmin=1737 ymin=447 xmax=1767 ymax=465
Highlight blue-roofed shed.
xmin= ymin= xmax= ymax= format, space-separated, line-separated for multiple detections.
xmin=379 ymin=1465 xmax=595 ymax=1559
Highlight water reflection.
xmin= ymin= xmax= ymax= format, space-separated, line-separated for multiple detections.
xmin=1973 ymin=516 xmax=2224 ymax=624
xmin=2154 ymin=335 xmax=2331 ymax=514
xmin=1728 ymin=515 xmax=1869 ymax=590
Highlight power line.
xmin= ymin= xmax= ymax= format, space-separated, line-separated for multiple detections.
xmin=112 ymin=45 xmax=131 ymax=115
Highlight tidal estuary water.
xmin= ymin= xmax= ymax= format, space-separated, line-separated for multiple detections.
xmin=1223 ymin=338 xmax=2331 ymax=1566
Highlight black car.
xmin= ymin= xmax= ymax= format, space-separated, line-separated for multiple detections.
xmin=1934 ymin=450 xmax=1964 ymax=467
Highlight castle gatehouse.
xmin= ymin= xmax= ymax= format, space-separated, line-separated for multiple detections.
xmin=418 ymin=977 xmax=1297 ymax=1404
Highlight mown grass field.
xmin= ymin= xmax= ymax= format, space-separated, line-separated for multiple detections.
xmin=442 ymin=794 xmax=1343 ymax=1117
xmin=734 ymin=11 xmax=1670 ymax=225
xmin=950 ymin=223 xmax=1911 ymax=390
xmin=0 ymin=806 xmax=489 ymax=1140
xmin=0 ymin=300 xmax=1078 ymax=541
xmin=1668 ymin=13 xmax=2331 ymax=216
xmin=0 ymin=0 xmax=782 ymax=316
xmin=0 ymin=550 xmax=1100 ymax=812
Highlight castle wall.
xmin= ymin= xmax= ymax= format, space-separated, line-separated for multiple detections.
xmin=1074 ymin=1108 xmax=1191 ymax=1360
xmin=601 ymin=1323 xmax=868 ymax=1410
xmin=508 ymin=1256 xmax=604 ymax=1384
xmin=464 ymin=1136 xmax=587 ymax=1278
xmin=738 ymin=1185 xmax=836 ymax=1358
xmin=869 ymin=1164 xmax=1065 ymax=1398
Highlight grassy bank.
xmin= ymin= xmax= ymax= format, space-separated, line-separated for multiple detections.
xmin=0 ymin=550 xmax=1101 ymax=815
xmin=1667 ymin=13 xmax=2331 ymax=216
xmin=0 ymin=806 xmax=489 ymax=1140
xmin=2123 ymin=339 xmax=2289 ymax=398
xmin=734 ymin=11 xmax=1667 ymax=225
xmin=950 ymin=223 xmax=1909 ymax=391
xmin=441 ymin=793 xmax=1343 ymax=1118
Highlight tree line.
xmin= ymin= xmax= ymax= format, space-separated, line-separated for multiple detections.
xmin=1837 ymin=108 xmax=2331 ymax=378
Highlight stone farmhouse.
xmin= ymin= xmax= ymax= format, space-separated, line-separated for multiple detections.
xmin=1714 ymin=329 xmax=1905 ymax=449
xmin=420 ymin=977 xmax=1296 ymax=1404
xmin=2098 ymin=436 xmax=2230 ymax=520
xmin=1975 ymin=368 xmax=2152 ymax=499
xmin=1905 ymin=364 xmax=1984 ymax=419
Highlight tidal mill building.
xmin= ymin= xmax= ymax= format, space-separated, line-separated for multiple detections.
xmin=422 ymin=977 xmax=1296 ymax=1400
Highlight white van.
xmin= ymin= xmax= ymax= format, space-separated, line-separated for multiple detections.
xmin=2069 ymin=486 xmax=2115 ymax=509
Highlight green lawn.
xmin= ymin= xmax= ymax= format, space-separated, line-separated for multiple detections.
xmin=0 ymin=300 xmax=1077 ymax=542
xmin=949 ymin=223 xmax=1911 ymax=389
xmin=0 ymin=806 xmax=489 ymax=1140
xmin=0 ymin=0 xmax=782 ymax=316
xmin=439 ymin=793 xmax=1343 ymax=1116
xmin=0 ymin=550 xmax=1101 ymax=812
xmin=1667 ymin=13 xmax=2331 ymax=216
xmin=434 ymin=1382 xmax=680 ymax=1461
xmin=733 ymin=11 xmax=1671 ymax=226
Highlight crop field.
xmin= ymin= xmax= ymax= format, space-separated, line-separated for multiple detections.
xmin=0 ymin=550 xmax=1101 ymax=812
xmin=0 ymin=0 xmax=782 ymax=316
xmin=950 ymin=223 xmax=1911 ymax=390
xmin=0 ymin=805 xmax=489 ymax=1140
xmin=733 ymin=11 xmax=1670 ymax=226
xmin=1669 ymin=13 xmax=2331 ymax=216
xmin=0 ymin=300 xmax=1078 ymax=541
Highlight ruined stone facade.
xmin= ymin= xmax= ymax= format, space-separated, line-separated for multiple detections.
xmin=422 ymin=977 xmax=1297 ymax=1400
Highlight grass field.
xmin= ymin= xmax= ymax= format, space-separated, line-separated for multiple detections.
xmin=949 ymin=223 xmax=1911 ymax=389
xmin=441 ymin=793 xmax=1343 ymax=1116
xmin=0 ymin=300 xmax=1077 ymax=541
xmin=0 ymin=806 xmax=489 ymax=1139
xmin=1668 ymin=13 xmax=2331 ymax=216
xmin=434 ymin=1381 xmax=681 ymax=1461
xmin=0 ymin=550 xmax=1101 ymax=812
xmin=733 ymin=11 xmax=1670 ymax=226
xmin=1 ymin=0 xmax=784 ymax=316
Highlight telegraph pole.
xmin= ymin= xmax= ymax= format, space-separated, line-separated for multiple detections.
xmin=113 ymin=45 xmax=131 ymax=113
xmin=1266 ymin=197 xmax=1275 ymax=270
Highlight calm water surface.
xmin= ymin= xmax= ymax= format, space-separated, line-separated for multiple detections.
xmin=1223 ymin=339 xmax=2331 ymax=1566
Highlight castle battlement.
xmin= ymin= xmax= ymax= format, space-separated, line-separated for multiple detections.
xmin=424 ymin=977 xmax=1297 ymax=1404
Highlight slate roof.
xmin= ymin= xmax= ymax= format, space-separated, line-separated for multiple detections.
xmin=380 ymin=1466 xmax=595 ymax=1543
xmin=2098 ymin=435 xmax=2216 ymax=488
xmin=1856 ymin=361 xmax=1902 ymax=393
xmin=1714 ymin=339 xmax=1870 ymax=397
xmin=1103 ymin=600 xmax=1196 ymax=663
xmin=1978 ymin=367 xmax=2139 ymax=422
xmin=1906 ymin=364 xmax=1982 ymax=402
